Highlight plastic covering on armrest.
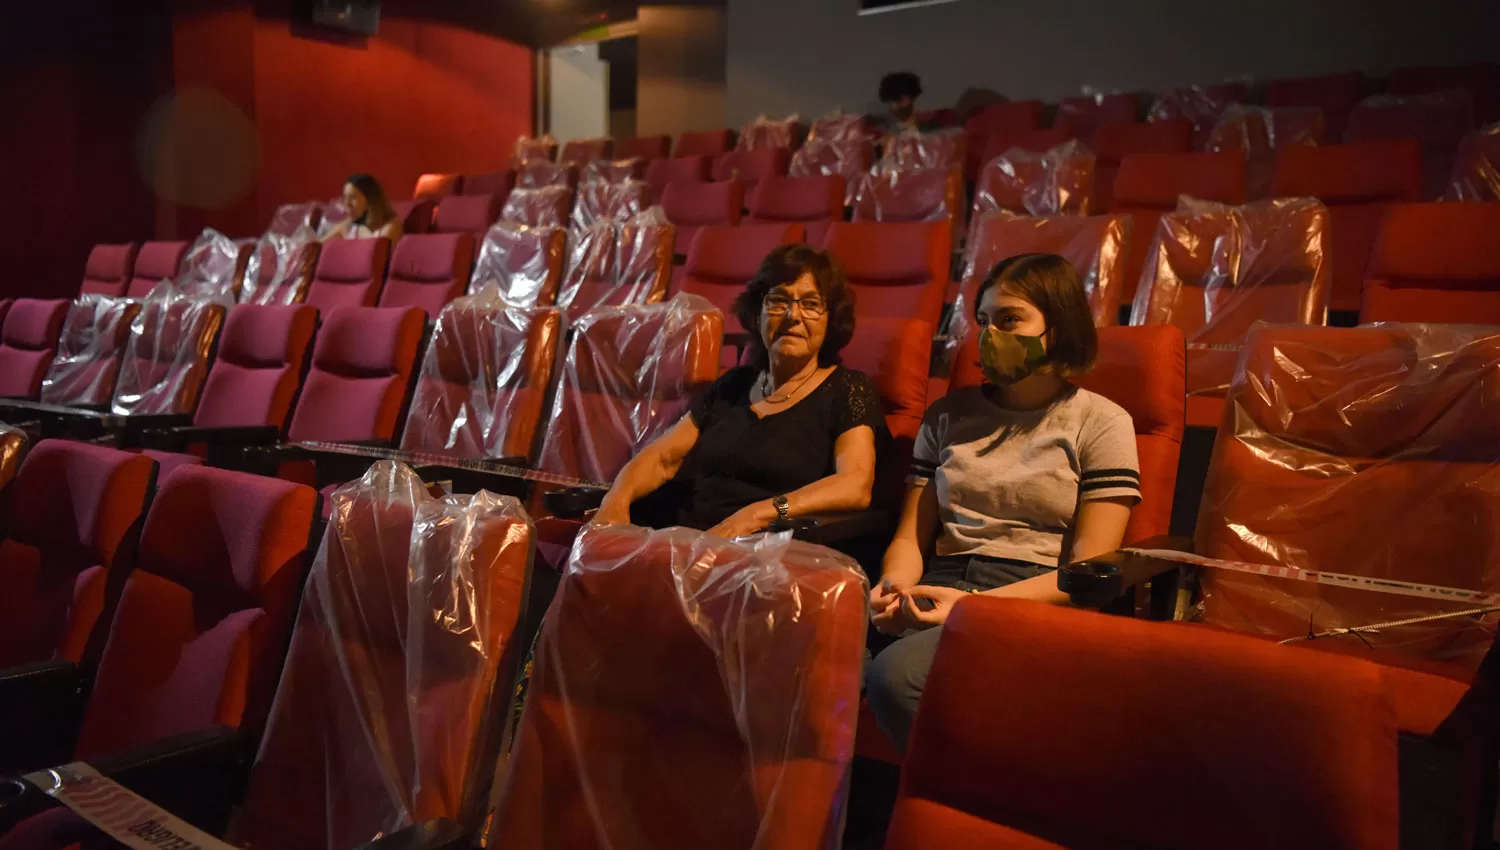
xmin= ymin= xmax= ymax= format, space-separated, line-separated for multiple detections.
xmin=232 ymin=461 xmax=531 ymax=850
xmin=110 ymin=281 xmax=226 ymax=417
xmin=768 ymin=509 xmax=892 ymax=546
xmin=557 ymin=207 xmax=674 ymax=312
xmin=488 ymin=523 xmax=868 ymax=850
xmin=40 ymin=296 xmax=141 ymax=407
xmin=1446 ymin=122 xmax=1500 ymax=201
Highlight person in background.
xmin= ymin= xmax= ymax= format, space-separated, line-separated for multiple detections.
xmin=866 ymin=253 xmax=1140 ymax=750
xmin=592 ymin=244 xmax=885 ymax=539
xmin=873 ymin=71 xmax=927 ymax=134
xmin=321 ymin=173 xmax=403 ymax=241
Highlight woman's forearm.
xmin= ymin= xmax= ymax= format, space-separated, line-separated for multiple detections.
xmin=600 ymin=453 xmax=672 ymax=510
xmin=781 ymin=470 xmax=873 ymax=517
xmin=979 ymin=571 xmax=1071 ymax=605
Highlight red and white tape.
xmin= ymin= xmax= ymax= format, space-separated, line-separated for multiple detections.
xmin=23 ymin=764 xmax=238 ymax=850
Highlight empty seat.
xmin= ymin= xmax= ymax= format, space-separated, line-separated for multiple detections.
xmin=1206 ymin=104 xmax=1325 ymax=199
xmin=837 ymin=316 xmax=933 ymax=502
xmin=1113 ymin=151 xmax=1248 ymax=303
xmin=616 ymin=134 xmax=672 ymax=161
xmin=39 ymin=297 xmax=140 ymax=407
xmin=393 ymin=198 xmax=436 ymax=234
xmin=286 ymin=306 xmax=426 ymax=445
xmin=0 ymin=299 xmax=69 ymax=399
xmin=1271 ymin=140 xmax=1424 ymax=313
xmin=1266 ymin=71 xmax=1365 ymax=141
xmin=972 ymin=125 xmax=1076 ymax=181
xmin=644 ymin=154 xmax=711 ymax=200
xmin=402 ymin=289 xmax=564 ymax=462
xmin=571 ymin=180 xmax=651 ymax=230
xmin=241 ymin=234 xmax=320 ymax=306
xmin=433 ymin=193 xmax=502 ymax=235
xmin=661 ymin=179 xmax=744 ymax=258
xmin=516 ymin=160 xmax=580 ymax=191
xmin=499 ymin=186 xmax=574 ymax=229
xmin=560 ymin=137 xmax=614 ymax=165
xmin=746 ymin=175 xmax=844 ymax=245
xmin=305 ymin=237 xmax=392 ymax=312
xmin=1362 ymin=202 xmax=1500 ymax=324
xmin=558 ymin=214 xmax=676 ymax=312
xmin=789 ymin=137 xmax=875 ymax=204
xmin=674 ymin=128 xmax=735 ymax=159
xmin=1093 ymin=119 xmax=1194 ymax=212
xmin=110 ymin=284 xmax=226 ymax=417
xmin=1388 ymin=62 xmax=1499 ymax=123
xmin=79 ymin=244 xmax=138 ymax=298
xmin=192 ymin=304 xmax=318 ymax=433
xmin=124 ymin=241 xmax=189 ymax=299
xmin=736 ymin=114 xmax=804 ymax=151
xmin=268 ymin=202 xmax=323 ymax=238
xmin=471 ymin=222 xmax=568 ymax=306
xmin=1345 ymin=92 xmax=1476 ymax=199
xmin=1447 ymin=125 xmax=1500 ymax=201
xmin=537 ymin=295 xmax=721 ymax=484
xmin=234 ymin=461 xmax=530 ymax=850
xmin=711 ymin=148 xmax=790 ymax=193
xmin=176 ymin=228 xmax=252 ymax=302
xmin=677 ymin=223 xmax=805 ymax=315
xmin=379 ymin=232 xmax=476 ymax=316
xmin=881 ymin=129 xmax=967 ymax=173
xmin=583 ymin=158 xmax=649 ymax=184
xmin=1148 ymin=83 xmax=1248 ymax=147
xmin=851 ymin=167 xmax=963 ymax=243
xmin=1131 ymin=198 xmax=1330 ymax=428
xmin=514 ymin=135 xmax=559 ymax=164
xmin=887 ymin=597 xmax=1398 ymax=850
xmin=823 ymin=220 xmax=950 ymax=330
xmin=413 ymin=173 xmax=463 ymax=200
xmin=1053 ymin=92 xmax=1140 ymax=145
xmin=491 ymin=523 xmax=867 ymax=850
xmin=463 ymin=170 xmax=515 ymax=200
xmin=971 ymin=141 xmax=1095 ymax=223
xmin=963 ymin=101 xmax=1045 ymax=177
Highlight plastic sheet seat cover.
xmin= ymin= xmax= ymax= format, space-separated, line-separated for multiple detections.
xmin=1207 ymin=105 xmax=1323 ymax=198
xmin=401 ymin=284 xmax=564 ymax=462
xmin=1130 ymin=197 xmax=1330 ymax=398
xmin=1149 ymin=85 xmax=1244 ymax=146
xmin=490 ymin=522 xmax=868 ymax=850
xmin=500 ymin=186 xmax=573 ymax=230
xmin=1196 ymin=323 xmax=1500 ymax=677
xmin=241 ymin=229 xmax=320 ymax=306
xmin=879 ymin=127 xmax=965 ymax=172
xmin=807 ymin=110 xmax=868 ymax=144
xmin=582 ymin=158 xmax=646 ymax=186
xmin=852 ymin=165 xmax=955 ymax=224
xmin=234 ymin=461 xmax=531 ymax=850
xmin=537 ymin=293 xmax=722 ymax=484
xmin=515 ymin=160 xmax=576 ymax=190
xmin=110 ymin=281 xmax=227 ymax=416
xmin=1446 ymin=122 xmax=1500 ymax=201
xmin=571 ymin=179 xmax=650 ymax=230
xmin=557 ymin=207 xmax=674 ymax=312
xmin=971 ymin=139 xmax=1096 ymax=223
xmin=514 ymin=134 xmax=559 ymax=164
xmin=269 ymin=202 xmax=322 ymax=238
xmin=176 ymin=228 xmax=247 ymax=302
xmin=39 ymin=295 xmax=142 ymax=406
xmin=737 ymin=113 xmax=801 ymax=151
xmin=318 ymin=199 xmax=351 ymax=238
xmin=470 ymin=222 xmax=564 ymax=306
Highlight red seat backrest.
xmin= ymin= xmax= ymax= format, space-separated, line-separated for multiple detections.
xmin=1345 ymin=91 xmax=1476 ymax=198
xmin=837 ymin=316 xmax=932 ymax=506
xmin=538 ymin=296 xmax=722 ymax=484
xmin=957 ymin=212 xmax=1130 ymax=331
xmin=560 ymin=137 xmax=615 ymax=165
xmin=241 ymin=236 xmax=320 ymax=306
xmin=402 ymin=298 xmax=564 ymax=463
xmin=711 ymin=148 xmax=791 ymax=193
xmin=413 ymin=173 xmax=463 ymax=201
xmin=677 ymin=223 xmax=804 ymax=312
xmin=267 ymin=202 xmax=323 ymax=238
xmin=644 ymin=155 xmax=712 ymax=200
xmin=1148 ymin=84 xmax=1248 ymax=148
xmin=675 ymin=128 xmax=735 ymax=159
xmin=514 ymin=136 xmax=559 ymax=164
xmin=0 ymin=441 xmax=155 ymax=671
xmin=823 ymin=220 xmax=950 ymax=330
xmin=432 ymin=194 xmax=501 ymax=235
xmin=788 ymin=138 xmax=874 ymax=200
xmin=70 ymin=464 xmax=317 ymax=760
xmin=177 ymin=229 xmax=253 ymax=302
xmin=1387 ymin=62 xmax=1499 ymax=123
xmin=1053 ymin=93 xmax=1140 ymax=144
xmin=1092 ymin=119 xmax=1194 ymax=213
xmin=963 ymin=100 xmax=1045 ymax=139
xmin=392 ymin=199 xmax=436 ymax=234
xmin=499 ymin=186 xmax=574 ymax=230
xmin=79 ymin=244 xmax=139 ymax=298
xmin=559 ymin=219 xmax=676 ymax=312
xmin=110 ymin=290 xmax=226 ymax=417
xmin=661 ymin=179 xmax=744 ymax=258
xmin=616 ymin=135 xmax=672 ymax=161
xmin=1362 ymin=202 xmax=1500 ymax=324
xmin=972 ymin=142 xmax=1096 ymax=222
xmin=515 ymin=161 xmax=580 ymax=191
xmin=306 ymin=237 xmax=391 ymax=312
xmin=737 ymin=115 xmax=805 ymax=151
xmin=491 ymin=523 xmax=867 ymax=850
xmin=39 ymin=297 xmax=140 ymax=407
xmin=287 ymin=306 xmax=426 ymax=444
xmin=0 ymin=299 xmax=69 ymax=400
xmin=890 ymin=597 xmax=1398 ymax=850
xmin=975 ymin=126 xmax=1076 ymax=173
xmin=194 ymin=304 xmax=318 ymax=432
xmin=471 ymin=222 xmax=567 ymax=307
xmin=124 ymin=241 xmax=190 ymax=300
xmin=747 ymin=175 xmax=843 ymax=246
xmin=379 ymin=232 xmax=476 ymax=317
xmin=1113 ymin=151 xmax=1248 ymax=304
xmin=462 ymin=170 xmax=515 ymax=201
xmin=852 ymin=168 xmax=964 ymax=242
xmin=1266 ymin=72 xmax=1364 ymax=140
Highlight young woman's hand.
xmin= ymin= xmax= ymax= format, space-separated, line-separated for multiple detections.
xmin=899 ymin=585 xmax=969 ymax=629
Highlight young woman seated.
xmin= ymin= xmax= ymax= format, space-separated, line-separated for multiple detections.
xmin=321 ymin=173 xmax=404 ymax=242
xmin=592 ymin=244 xmax=885 ymax=539
xmin=866 ymin=253 xmax=1140 ymax=750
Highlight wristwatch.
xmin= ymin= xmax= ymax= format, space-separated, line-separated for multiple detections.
xmin=772 ymin=495 xmax=791 ymax=522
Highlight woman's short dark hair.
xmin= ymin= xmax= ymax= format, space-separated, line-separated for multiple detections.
xmin=732 ymin=244 xmax=857 ymax=369
xmin=345 ymin=172 xmax=396 ymax=227
xmin=974 ymin=253 xmax=1098 ymax=376
xmin=879 ymin=72 xmax=923 ymax=104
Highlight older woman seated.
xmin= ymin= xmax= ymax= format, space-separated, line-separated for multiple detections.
xmin=593 ymin=244 xmax=885 ymax=538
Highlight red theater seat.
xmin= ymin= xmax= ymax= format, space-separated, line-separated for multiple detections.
xmin=432 ymin=193 xmax=502 ymax=235
xmin=1266 ymin=71 xmax=1364 ymax=141
xmin=616 ymin=134 xmax=672 ymax=161
xmin=971 ymin=141 xmax=1096 ymax=221
xmin=560 ymin=137 xmax=614 ymax=165
xmin=1149 ymin=84 xmax=1248 ymax=148
xmin=39 ymin=298 xmax=139 ymax=407
xmin=124 ymin=241 xmax=189 ymax=299
xmin=677 ymin=223 xmax=804 ymax=314
xmin=379 ymin=232 xmax=476 ymax=316
xmin=286 ymin=306 xmax=426 ymax=445
xmin=1271 ymin=140 xmax=1423 ymax=313
xmin=789 ymin=138 xmax=874 ymax=203
xmin=1093 ymin=119 xmax=1194 ymax=212
xmin=516 ymin=160 xmax=580 ymax=191
xmin=268 ymin=202 xmax=323 ymax=238
xmin=1113 ymin=151 xmax=1248 ymax=304
xmin=661 ymin=179 xmax=743 ymax=259
xmin=746 ymin=175 xmax=844 ymax=246
xmin=413 ymin=173 xmax=462 ymax=201
xmin=393 ymin=199 xmax=436 ymax=234
xmin=241 ymin=238 xmax=319 ymax=306
xmin=1362 ymin=202 xmax=1500 ymax=324
xmin=838 ymin=316 xmax=932 ymax=503
xmin=514 ymin=136 xmax=559 ymax=164
xmin=0 ymin=299 xmax=69 ymax=400
xmin=1388 ymin=62 xmax=1499 ymax=123
xmin=1345 ymin=92 xmax=1475 ymax=199
xmin=571 ymin=180 xmax=651 ymax=230
xmin=192 ymin=305 xmax=318 ymax=434
xmin=462 ymin=170 xmax=514 ymax=201
xmin=674 ymin=128 xmax=735 ymax=159
xmin=711 ymin=148 xmax=790 ymax=194
xmin=305 ymin=237 xmax=391 ymax=312
xmin=1053 ymin=93 xmax=1140 ymax=145
xmin=644 ymin=154 xmax=711 ymax=201
xmin=974 ymin=126 xmax=1076 ymax=177
xmin=471 ymin=222 xmax=568 ymax=307
xmin=109 ymin=291 xmax=225 ymax=417
xmin=500 ymin=186 xmax=574 ymax=229
xmin=824 ymin=220 xmax=949 ymax=330
xmin=79 ymin=244 xmax=138 ymax=298
xmin=887 ymin=598 xmax=1398 ymax=850
xmin=963 ymin=101 xmax=1046 ymax=178
xmin=851 ymin=168 xmax=963 ymax=254
xmin=958 ymin=212 xmax=1130 ymax=331
xmin=558 ymin=217 xmax=676 ymax=313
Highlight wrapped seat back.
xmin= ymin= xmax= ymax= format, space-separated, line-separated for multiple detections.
xmin=39 ymin=296 xmax=140 ymax=407
xmin=470 ymin=222 xmax=567 ymax=306
xmin=110 ymin=282 xmax=227 ymax=417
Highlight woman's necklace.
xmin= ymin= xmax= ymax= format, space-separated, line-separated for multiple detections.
xmin=761 ymin=366 xmax=820 ymax=404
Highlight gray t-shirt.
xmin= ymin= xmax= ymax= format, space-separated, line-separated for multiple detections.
xmin=910 ymin=386 xmax=1141 ymax=565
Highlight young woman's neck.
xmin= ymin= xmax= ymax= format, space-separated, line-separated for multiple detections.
xmin=992 ymin=372 xmax=1070 ymax=411
xmin=767 ymin=353 xmax=819 ymax=387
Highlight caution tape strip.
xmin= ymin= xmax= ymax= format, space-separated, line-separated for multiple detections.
xmin=23 ymin=763 xmax=239 ymax=850
xmin=295 ymin=441 xmax=608 ymax=489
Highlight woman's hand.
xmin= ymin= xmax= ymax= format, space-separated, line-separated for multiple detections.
xmin=707 ymin=502 xmax=776 ymax=540
xmin=869 ymin=575 xmax=912 ymax=616
xmin=898 ymin=585 xmax=969 ymax=629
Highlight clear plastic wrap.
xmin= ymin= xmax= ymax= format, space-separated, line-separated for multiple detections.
xmin=737 ymin=113 xmax=802 ymax=151
xmin=537 ymin=293 xmax=721 ymax=484
xmin=788 ymin=138 xmax=872 ymax=205
xmin=400 ymin=284 xmax=564 ymax=462
xmin=175 ymin=228 xmax=248 ymax=302
xmin=241 ymin=230 xmax=320 ymax=306
xmin=470 ymin=222 xmax=565 ymax=306
xmin=1206 ymin=105 xmax=1323 ymax=198
xmin=570 ymin=179 xmax=650 ymax=230
xmin=851 ymin=165 xmax=959 ymax=226
xmin=39 ymin=295 xmax=142 ymax=406
xmin=268 ymin=202 xmax=322 ymax=238
xmin=234 ymin=460 xmax=531 ymax=850
xmin=500 ymin=186 xmax=573 ymax=230
xmin=556 ymin=207 xmax=674 ymax=313
xmin=515 ymin=160 xmax=577 ymax=190
xmin=490 ymin=522 xmax=868 ymax=850
xmin=1130 ymin=197 xmax=1330 ymax=400
xmin=110 ymin=282 xmax=226 ymax=416
xmin=1446 ymin=122 xmax=1500 ymax=201
xmin=582 ymin=158 xmax=647 ymax=185
xmin=317 ymin=198 xmax=350 ymax=239
xmin=807 ymin=110 xmax=868 ymax=143
xmin=1149 ymin=85 xmax=1244 ymax=147
xmin=514 ymin=134 xmax=559 ymax=164
xmin=1195 ymin=323 xmax=1500 ymax=677
xmin=0 ymin=423 xmax=26 ymax=491
xmin=970 ymin=139 xmax=1096 ymax=223
xmin=879 ymin=127 xmax=966 ymax=172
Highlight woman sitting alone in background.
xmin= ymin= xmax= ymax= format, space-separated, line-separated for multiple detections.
xmin=593 ymin=244 xmax=886 ymax=538
xmin=867 ymin=253 xmax=1140 ymax=750
xmin=322 ymin=173 xmax=403 ymax=242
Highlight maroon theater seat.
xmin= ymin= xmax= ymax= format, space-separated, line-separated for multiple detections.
xmin=109 ymin=291 xmax=225 ymax=418
xmin=677 ymin=223 xmax=804 ymax=314
xmin=824 ymin=220 xmax=950 ymax=330
xmin=1388 ymin=62 xmax=1499 ymax=124
xmin=39 ymin=298 xmax=141 ymax=407
xmin=305 ymin=237 xmax=391 ymax=312
xmin=1093 ymin=119 xmax=1194 ymax=211
xmin=674 ymin=128 xmax=735 ymax=159
xmin=1113 ymin=151 xmax=1248 ymax=304
xmin=661 ymin=179 xmax=744 ymax=259
xmin=644 ymin=154 xmax=712 ymax=201
xmin=973 ymin=126 xmax=1077 ymax=181
xmin=379 ymin=232 xmax=476 ymax=316
xmin=432 ymin=193 xmax=502 ymax=235
xmin=515 ymin=160 xmax=580 ymax=191
xmin=471 ymin=222 xmax=568 ymax=307
xmin=193 ymin=304 xmax=319 ymax=433
xmin=558 ymin=217 xmax=676 ymax=312
xmin=78 ymin=244 xmax=139 ymax=298
xmin=500 ymin=186 xmax=574 ymax=230
xmin=124 ymin=241 xmax=189 ymax=300
xmin=1346 ymin=92 xmax=1476 ymax=199
xmin=1266 ymin=72 xmax=1365 ymax=141
xmin=1053 ymin=93 xmax=1141 ymax=146
xmin=413 ymin=173 xmax=463 ymax=201
xmin=393 ymin=199 xmax=436 ymax=234
xmin=571 ymin=180 xmax=651 ymax=230
xmin=711 ymin=148 xmax=790 ymax=194
xmin=241 ymin=237 xmax=320 ymax=306
xmin=747 ymin=175 xmax=844 ymax=246
xmin=560 ymin=137 xmax=614 ymax=165
xmin=1362 ymin=202 xmax=1500 ymax=325
xmin=287 ymin=306 xmax=426 ymax=445
xmin=463 ymin=170 xmax=514 ymax=201
xmin=616 ymin=134 xmax=672 ymax=161
xmin=0 ymin=299 xmax=69 ymax=399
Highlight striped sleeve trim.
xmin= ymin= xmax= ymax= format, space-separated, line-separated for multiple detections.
xmin=908 ymin=458 xmax=937 ymax=482
xmin=1080 ymin=467 xmax=1141 ymax=502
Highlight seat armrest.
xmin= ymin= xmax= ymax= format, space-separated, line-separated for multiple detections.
xmin=545 ymin=486 xmax=607 ymax=519
xmin=415 ymin=457 xmax=534 ymax=498
xmin=769 ymin=509 xmax=892 ymax=546
xmin=353 ymin=819 xmax=469 ymax=850
xmin=0 ymin=661 xmax=84 ymax=774
xmin=1058 ymin=536 xmax=1195 ymax=608
xmin=152 ymin=424 xmax=281 ymax=452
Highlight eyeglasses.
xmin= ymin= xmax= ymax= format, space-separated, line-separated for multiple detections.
xmin=763 ymin=294 xmax=827 ymax=318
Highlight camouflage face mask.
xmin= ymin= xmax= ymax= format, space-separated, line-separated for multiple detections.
xmin=979 ymin=326 xmax=1048 ymax=386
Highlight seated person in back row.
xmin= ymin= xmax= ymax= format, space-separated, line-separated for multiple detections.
xmin=870 ymin=71 xmax=934 ymax=135
xmin=321 ymin=173 xmax=404 ymax=242
xmin=866 ymin=254 xmax=1141 ymax=750
xmin=594 ymin=245 xmax=886 ymax=538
